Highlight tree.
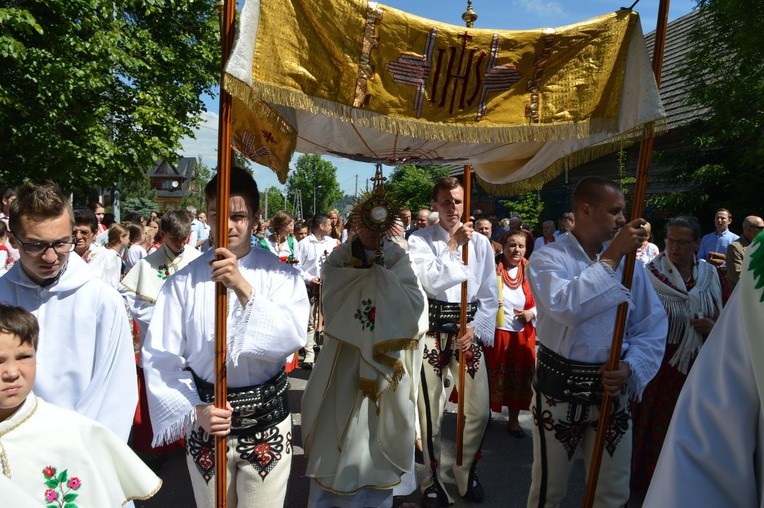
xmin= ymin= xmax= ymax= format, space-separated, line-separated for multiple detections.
xmin=286 ymin=154 xmax=342 ymax=218
xmin=0 ymin=0 xmax=219 ymax=195
xmin=387 ymin=164 xmax=452 ymax=211
xmin=0 ymin=7 xmax=42 ymax=62
xmin=499 ymin=191 xmax=544 ymax=233
xmin=122 ymin=195 xmax=158 ymax=221
xmin=648 ymin=0 xmax=764 ymax=222
xmin=261 ymin=186 xmax=288 ymax=219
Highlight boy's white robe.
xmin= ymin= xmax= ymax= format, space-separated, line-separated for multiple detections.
xmin=0 ymin=393 xmax=161 ymax=506
xmin=0 ymin=254 xmax=137 ymax=441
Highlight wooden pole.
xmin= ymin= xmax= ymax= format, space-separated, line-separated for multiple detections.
xmin=214 ymin=0 xmax=235 ymax=506
xmin=456 ymin=164 xmax=471 ymax=466
xmin=583 ymin=1 xmax=670 ymax=506
xmin=456 ymin=0 xmax=477 ymax=468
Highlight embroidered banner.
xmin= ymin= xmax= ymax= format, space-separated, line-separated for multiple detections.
xmin=225 ymin=0 xmax=664 ymax=192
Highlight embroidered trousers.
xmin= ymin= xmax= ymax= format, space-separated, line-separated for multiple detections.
xmin=185 ymin=417 xmax=293 ymax=508
xmin=418 ymin=331 xmax=490 ymax=500
xmin=527 ymin=384 xmax=631 ymax=508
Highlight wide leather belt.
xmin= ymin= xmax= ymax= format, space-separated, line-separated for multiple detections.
xmin=428 ymin=299 xmax=477 ymax=333
xmin=535 ymin=345 xmax=603 ymax=405
xmin=193 ymin=369 xmax=290 ymax=435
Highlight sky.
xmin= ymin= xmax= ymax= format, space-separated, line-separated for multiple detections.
xmin=180 ymin=0 xmax=697 ymax=196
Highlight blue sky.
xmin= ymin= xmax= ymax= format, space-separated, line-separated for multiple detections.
xmin=180 ymin=0 xmax=697 ymax=196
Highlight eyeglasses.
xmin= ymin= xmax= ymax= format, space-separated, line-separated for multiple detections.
xmin=14 ymin=237 xmax=75 ymax=256
xmin=745 ymin=225 xmax=764 ymax=232
xmin=665 ymin=238 xmax=695 ymax=248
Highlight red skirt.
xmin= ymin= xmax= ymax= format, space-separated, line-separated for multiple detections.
xmin=483 ymin=326 xmax=536 ymax=413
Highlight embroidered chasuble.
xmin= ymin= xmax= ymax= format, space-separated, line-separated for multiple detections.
xmin=224 ymin=0 xmax=664 ymax=193
xmin=0 ymin=393 xmax=161 ymax=506
xmin=301 ymin=240 xmax=428 ymax=495
xmin=120 ymin=244 xmax=202 ymax=345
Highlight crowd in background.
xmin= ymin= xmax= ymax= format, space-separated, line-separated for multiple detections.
xmin=1 ymin=176 xmax=763 ymax=506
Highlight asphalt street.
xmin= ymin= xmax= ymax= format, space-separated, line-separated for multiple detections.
xmin=135 ymin=366 xmax=604 ymax=508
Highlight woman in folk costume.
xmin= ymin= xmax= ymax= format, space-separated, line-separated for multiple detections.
xmin=301 ymin=182 xmax=428 ymax=508
xmin=484 ymin=230 xmax=536 ymax=437
xmin=257 ymin=210 xmax=300 ymax=373
xmin=258 ymin=210 xmax=298 ymax=264
xmin=631 ymin=216 xmax=722 ymax=495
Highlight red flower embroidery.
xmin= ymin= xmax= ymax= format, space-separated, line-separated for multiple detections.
xmin=354 ymin=298 xmax=375 ymax=331
xmin=41 ymin=466 xmax=82 ymax=507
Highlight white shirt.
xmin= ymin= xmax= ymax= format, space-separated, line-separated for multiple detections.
xmin=125 ymin=244 xmax=147 ymax=272
xmin=527 ymin=232 xmax=667 ymax=399
xmin=635 ymin=242 xmax=660 ymax=265
xmin=497 ymin=265 xmax=537 ymax=333
xmin=83 ymin=243 xmax=122 ymax=288
xmin=142 ymin=247 xmax=309 ymax=446
xmin=408 ymin=224 xmax=499 ymax=346
xmin=0 ymin=255 xmax=137 ymax=441
xmin=296 ymin=233 xmax=339 ymax=283
xmin=533 ymin=236 xmax=555 ymax=252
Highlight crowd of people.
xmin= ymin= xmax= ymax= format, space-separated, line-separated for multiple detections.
xmin=0 ymin=174 xmax=762 ymax=507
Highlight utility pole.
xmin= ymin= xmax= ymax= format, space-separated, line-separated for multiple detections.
xmin=354 ymin=174 xmax=358 ymax=198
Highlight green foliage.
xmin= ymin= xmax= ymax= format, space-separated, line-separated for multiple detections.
xmin=0 ymin=8 xmax=42 ymax=62
xmin=387 ymin=164 xmax=452 ymax=211
xmin=261 ymin=186 xmax=288 ymax=218
xmin=0 ymin=0 xmax=219 ymax=195
xmin=499 ymin=191 xmax=544 ymax=232
xmin=649 ymin=0 xmax=764 ymax=218
xmin=286 ymin=154 xmax=342 ymax=218
xmin=615 ymin=149 xmax=635 ymax=198
xmin=180 ymin=158 xmax=213 ymax=212
xmin=121 ymin=195 xmax=157 ymax=220
xmin=233 ymin=151 xmax=252 ymax=171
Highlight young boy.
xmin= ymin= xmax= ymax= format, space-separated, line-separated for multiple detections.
xmin=0 ymin=304 xmax=161 ymax=506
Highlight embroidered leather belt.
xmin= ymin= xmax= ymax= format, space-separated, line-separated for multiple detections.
xmin=535 ymin=345 xmax=603 ymax=406
xmin=428 ymin=299 xmax=477 ymax=333
xmin=193 ymin=369 xmax=290 ymax=435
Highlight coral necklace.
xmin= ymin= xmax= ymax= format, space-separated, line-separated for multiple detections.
xmin=501 ymin=262 xmax=523 ymax=290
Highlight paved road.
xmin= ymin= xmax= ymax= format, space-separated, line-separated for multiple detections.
xmin=137 ymin=367 xmax=599 ymax=508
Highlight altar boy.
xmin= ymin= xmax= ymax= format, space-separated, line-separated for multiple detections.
xmin=0 ymin=304 xmax=161 ymax=506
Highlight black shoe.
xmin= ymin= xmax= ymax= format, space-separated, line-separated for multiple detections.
xmin=421 ymin=483 xmax=448 ymax=508
xmin=302 ymin=362 xmax=313 ymax=371
xmin=464 ymin=465 xmax=484 ymax=503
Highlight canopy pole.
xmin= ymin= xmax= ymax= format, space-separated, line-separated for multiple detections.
xmin=583 ymin=1 xmax=671 ymax=505
xmin=456 ymin=0 xmax=477 ymax=468
xmin=456 ymin=164 xmax=472 ymax=466
xmin=214 ymin=0 xmax=235 ymax=506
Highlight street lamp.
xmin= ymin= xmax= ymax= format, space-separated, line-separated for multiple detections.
xmin=313 ymin=185 xmax=323 ymax=216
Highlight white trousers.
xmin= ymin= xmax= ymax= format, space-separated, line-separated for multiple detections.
xmin=304 ymin=292 xmax=319 ymax=363
xmin=417 ymin=331 xmax=490 ymax=499
xmin=185 ymin=417 xmax=293 ymax=508
xmin=527 ymin=385 xmax=631 ymax=508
